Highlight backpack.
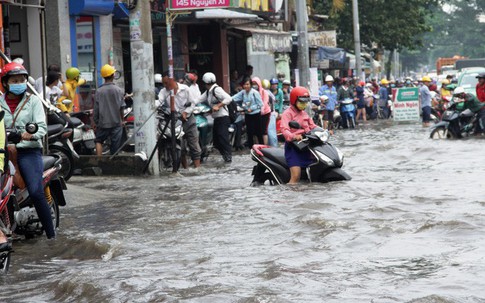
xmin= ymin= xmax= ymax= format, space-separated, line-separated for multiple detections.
xmin=211 ymin=86 xmax=237 ymax=123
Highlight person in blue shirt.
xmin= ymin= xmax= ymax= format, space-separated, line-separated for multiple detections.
xmin=232 ymin=77 xmax=264 ymax=148
xmin=420 ymin=76 xmax=433 ymax=127
xmin=318 ymin=75 xmax=338 ymax=132
xmin=379 ymin=79 xmax=390 ymax=119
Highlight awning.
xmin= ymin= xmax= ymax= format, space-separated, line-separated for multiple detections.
xmin=232 ymin=26 xmax=292 ymax=52
xmin=195 ymin=9 xmax=261 ymax=20
xmin=318 ymin=47 xmax=346 ymax=63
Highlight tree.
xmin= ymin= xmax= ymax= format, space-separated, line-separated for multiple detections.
xmin=314 ymin=0 xmax=438 ymax=78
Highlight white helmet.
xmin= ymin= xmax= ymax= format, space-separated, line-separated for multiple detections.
xmin=154 ymin=73 xmax=162 ymax=84
xmin=325 ymin=75 xmax=334 ymax=82
xmin=453 ymin=86 xmax=465 ymax=95
xmin=202 ymin=72 xmax=216 ymax=84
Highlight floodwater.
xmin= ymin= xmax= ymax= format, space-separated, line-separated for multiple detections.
xmin=1 ymin=122 xmax=485 ymax=303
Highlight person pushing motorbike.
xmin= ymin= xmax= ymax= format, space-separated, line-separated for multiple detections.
xmin=280 ymin=86 xmax=317 ymax=184
xmin=453 ymin=86 xmax=485 ymax=134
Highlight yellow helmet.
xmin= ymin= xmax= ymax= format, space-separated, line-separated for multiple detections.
xmin=100 ymin=64 xmax=116 ymax=78
xmin=441 ymin=79 xmax=450 ymax=85
xmin=380 ymin=79 xmax=389 ymax=85
xmin=421 ymin=76 xmax=432 ymax=82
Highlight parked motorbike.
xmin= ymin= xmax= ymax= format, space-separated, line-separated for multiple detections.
xmin=339 ymin=98 xmax=356 ymax=129
xmin=250 ymin=121 xmax=351 ymax=185
xmin=430 ymin=101 xmax=477 ymax=139
xmin=156 ymin=105 xmax=185 ymax=172
xmin=69 ymin=110 xmax=96 ymax=155
xmin=0 ymin=121 xmax=67 ymax=274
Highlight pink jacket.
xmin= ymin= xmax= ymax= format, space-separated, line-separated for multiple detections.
xmin=280 ymin=106 xmax=316 ymax=142
xmin=252 ymin=77 xmax=271 ymax=115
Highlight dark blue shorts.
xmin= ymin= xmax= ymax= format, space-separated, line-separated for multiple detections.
xmin=422 ymin=106 xmax=431 ymax=122
xmin=357 ymin=100 xmax=365 ymax=109
xmin=284 ymin=142 xmax=315 ymax=168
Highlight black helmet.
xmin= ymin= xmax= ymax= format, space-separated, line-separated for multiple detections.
xmin=476 ymin=73 xmax=485 ymax=79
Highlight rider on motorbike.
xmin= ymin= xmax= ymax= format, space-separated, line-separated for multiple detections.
xmin=0 ymin=62 xmax=55 ymax=239
xmin=280 ymin=86 xmax=317 ymax=184
xmin=453 ymin=86 xmax=485 ymax=134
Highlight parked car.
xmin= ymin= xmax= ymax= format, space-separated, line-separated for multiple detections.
xmin=456 ymin=67 xmax=485 ymax=96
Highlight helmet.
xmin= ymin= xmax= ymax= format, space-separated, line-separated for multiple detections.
xmin=154 ymin=73 xmax=162 ymax=83
xmin=476 ymin=73 xmax=485 ymax=79
xmin=290 ymin=86 xmax=310 ymax=106
xmin=0 ymin=62 xmax=28 ymax=82
xmin=185 ymin=73 xmax=197 ymax=84
xmin=453 ymin=86 xmax=466 ymax=95
xmin=66 ymin=67 xmax=81 ymax=80
xmin=359 ymin=81 xmax=365 ymax=86
xmin=100 ymin=64 xmax=116 ymax=78
xmin=262 ymin=79 xmax=271 ymax=89
xmin=421 ymin=76 xmax=431 ymax=82
xmin=441 ymin=79 xmax=450 ymax=85
xmin=325 ymin=75 xmax=334 ymax=82
xmin=380 ymin=79 xmax=389 ymax=85
xmin=202 ymin=72 xmax=216 ymax=84
xmin=270 ymin=78 xmax=278 ymax=85
xmin=282 ymin=79 xmax=291 ymax=85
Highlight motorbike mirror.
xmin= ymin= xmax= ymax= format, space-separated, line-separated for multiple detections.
xmin=62 ymin=99 xmax=73 ymax=105
xmin=289 ymin=121 xmax=302 ymax=129
xmin=184 ymin=101 xmax=192 ymax=108
xmin=25 ymin=122 xmax=38 ymax=134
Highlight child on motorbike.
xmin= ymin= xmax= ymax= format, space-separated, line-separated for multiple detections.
xmin=280 ymin=86 xmax=317 ymax=184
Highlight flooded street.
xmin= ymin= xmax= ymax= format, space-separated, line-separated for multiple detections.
xmin=1 ymin=122 xmax=485 ymax=303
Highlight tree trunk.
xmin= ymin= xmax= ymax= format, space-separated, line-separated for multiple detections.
xmin=386 ymin=49 xmax=394 ymax=80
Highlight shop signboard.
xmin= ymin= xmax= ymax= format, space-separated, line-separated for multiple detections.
xmin=239 ymin=0 xmax=277 ymax=12
xmin=308 ymin=31 xmax=337 ymax=48
xmin=393 ymin=87 xmax=420 ymax=122
xmin=169 ymin=0 xmax=237 ymax=10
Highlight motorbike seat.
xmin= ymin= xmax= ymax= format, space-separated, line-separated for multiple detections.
xmin=69 ymin=117 xmax=83 ymax=128
xmin=42 ymin=156 xmax=57 ymax=170
xmin=48 ymin=124 xmax=65 ymax=137
xmin=260 ymin=147 xmax=288 ymax=168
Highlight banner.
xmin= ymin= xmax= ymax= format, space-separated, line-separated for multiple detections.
xmin=169 ymin=0 xmax=235 ymax=10
xmin=239 ymin=0 xmax=276 ymax=12
xmin=393 ymin=88 xmax=420 ymax=122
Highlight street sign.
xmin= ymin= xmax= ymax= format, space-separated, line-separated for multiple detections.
xmin=393 ymin=87 xmax=420 ymax=122
xmin=169 ymin=0 xmax=236 ymax=10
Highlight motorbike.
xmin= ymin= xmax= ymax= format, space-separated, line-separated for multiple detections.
xmin=339 ymin=98 xmax=356 ymax=129
xmin=156 ymin=105 xmax=185 ymax=172
xmin=69 ymin=110 xmax=96 ymax=155
xmin=430 ymin=101 xmax=477 ymax=139
xmin=0 ymin=121 xmax=67 ymax=274
xmin=193 ymin=103 xmax=213 ymax=161
xmin=250 ymin=121 xmax=351 ymax=185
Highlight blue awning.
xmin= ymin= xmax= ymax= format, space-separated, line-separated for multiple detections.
xmin=113 ymin=2 xmax=129 ymax=19
xmin=69 ymin=0 xmax=114 ymax=16
xmin=318 ymin=47 xmax=346 ymax=63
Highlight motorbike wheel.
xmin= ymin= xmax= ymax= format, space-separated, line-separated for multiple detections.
xmin=158 ymin=143 xmax=181 ymax=172
xmin=0 ymin=251 xmax=11 ymax=274
xmin=48 ymin=186 xmax=61 ymax=229
xmin=49 ymin=146 xmax=74 ymax=181
xmin=348 ymin=116 xmax=356 ymax=129
xmin=430 ymin=126 xmax=454 ymax=139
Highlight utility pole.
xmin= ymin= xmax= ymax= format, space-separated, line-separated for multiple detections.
xmin=296 ymin=0 xmax=310 ymax=88
xmin=352 ymin=0 xmax=362 ymax=79
xmin=129 ymin=0 xmax=158 ymax=174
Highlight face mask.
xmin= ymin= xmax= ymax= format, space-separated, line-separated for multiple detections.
xmin=9 ymin=83 xmax=27 ymax=95
xmin=296 ymin=101 xmax=308 ymax=111
xmin=252 ymin=85 xmax=259 ymax=90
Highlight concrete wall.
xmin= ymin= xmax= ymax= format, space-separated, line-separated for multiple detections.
xmin=45 ymin=0 xmax=71 ymax=76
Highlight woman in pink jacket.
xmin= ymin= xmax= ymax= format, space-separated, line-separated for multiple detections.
xmin=280 ymin=86 xmax=317 ymax=184
xmin=252 ymin=77 xmax=272 ymax=145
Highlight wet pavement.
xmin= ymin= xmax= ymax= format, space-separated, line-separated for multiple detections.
xmin=1 ymin=121 xmax=484 ymax=303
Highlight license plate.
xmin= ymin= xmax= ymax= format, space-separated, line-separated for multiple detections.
xmin=82 ymin=129 xmax=96 ymax=141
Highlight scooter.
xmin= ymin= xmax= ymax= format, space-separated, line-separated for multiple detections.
xmin=0 ymin=121 xmax=67 ymax=274
xmin=69 ymin=110 xmax=96 ymax=155
xmin=193 ymin=103 xmax=213 ymax=161
xmin=430 ymin=101 xmax=477 ymax=139
xmin=339 ymin=98 xmax=356 ymax=129
xmin=250 ymin=121 xmax=351 ymax=185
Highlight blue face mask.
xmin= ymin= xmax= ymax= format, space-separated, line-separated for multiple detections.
xmin=9 ymin=83 xmax=27 ymax=95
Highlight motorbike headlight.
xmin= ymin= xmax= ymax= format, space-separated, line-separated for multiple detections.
xmin=315 ymin=150 xmax=334 ymax=166
xmin=335 ymin=147 xmax=344 ymax=163
xmin=314 ymin=130 xmax=329 ymax=143
xmin=193 ymin=108 xmax=201 ymax=114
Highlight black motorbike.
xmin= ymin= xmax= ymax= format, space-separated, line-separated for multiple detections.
xmin=250 ymin=121 xmax=351 ymax=185
xmin=430 ymin=102 xmax=477 ymax=139
xmin=156 ymin=106 xmax=185 ymax=172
